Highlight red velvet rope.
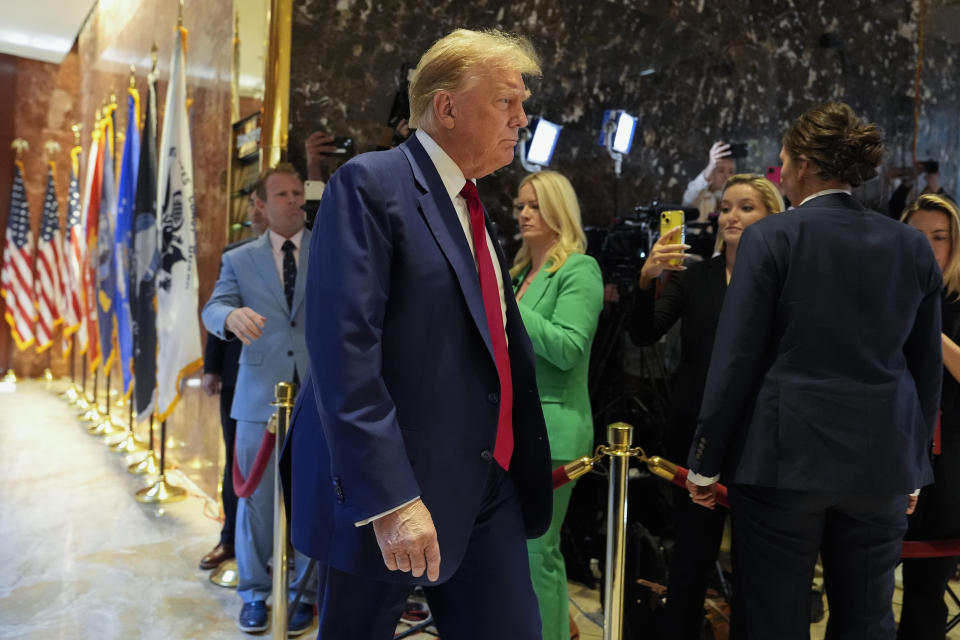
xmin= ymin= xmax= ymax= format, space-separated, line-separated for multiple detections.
xmin=233 ymin=430 xmax=277 ymax=498
xmin=552 ymin=465 xmax=572 ymax=489
xmin=902 ymin=539 xmax=960 ymax=559
xmin=550 ymin=460 xmax=730 ymax=509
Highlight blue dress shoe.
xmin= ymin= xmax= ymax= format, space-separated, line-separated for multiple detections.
xmin=288 ymin=603 xmax=315 ymax=637
xmin=238 ymin=600 xmax=268 ymax=633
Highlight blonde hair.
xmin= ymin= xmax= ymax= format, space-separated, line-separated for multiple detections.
xmin=408 ymin=29 xmax=541 ymax=131
xmin=510 ymin=171 xmax=587 ymax=278
xmin=714 ymin=174 xmax=785 ymax=253
xmin=901 ymin=193 xmax=960 ymax=299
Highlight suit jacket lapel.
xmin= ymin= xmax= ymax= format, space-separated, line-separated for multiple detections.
xmin=249 ymin=233 xmax=287 ymax=313
xmin=290 ymin=229 xmax=311 ymax=318
xmin=401 ymin=137 xmax=494 ymax=359
xmin=519 ymin=265 xmax=551 ymax=311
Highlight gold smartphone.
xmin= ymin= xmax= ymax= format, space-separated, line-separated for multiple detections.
xmin=660 ymin=210 xmax=685 ymax=267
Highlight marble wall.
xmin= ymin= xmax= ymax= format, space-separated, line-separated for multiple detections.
xmin=0 ymin=0 xmax=235 ymax=499
xmin=287 ymin=0 xmax=958 ymax=232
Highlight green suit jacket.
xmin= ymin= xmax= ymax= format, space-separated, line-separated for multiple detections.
xmin=515 ymin=252 xmax=604 ymax=461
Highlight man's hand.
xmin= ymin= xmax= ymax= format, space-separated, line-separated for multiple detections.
xmin=685 ymin=477 xmax=718 ymax=510
xmin=704 ymin=141 xmax=731 ymax=181
xmin=201 ymin=373 xmax=222 ymax=396
xmin=372 ymin=498 xmax=441 ymax=582
xmin=225 ymin=307 xmax=266 ymax=345
xmin=906 ymin=494 xmax=919 ymax=515
xmin=304 ymin=131 xmax=337 ymax=181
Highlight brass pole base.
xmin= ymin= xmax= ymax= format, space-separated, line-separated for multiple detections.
xmin=2 ymin=371 xmax=17 ymax=383
xmin=74 ymin=394 xmax=91 ymax=410
xmin=62 ymin=386 xmax=80 ymax=403
xmin=88 ymin=418 xmax=121 ymax=436
xmin=128 ymin=452 xmax=159 ymax=475
xmin=209 ymin=560 xmax=239 ymax=588
xmin=78 ymin=408 xmax=103 ymax=423
xmin=107 ymin=433 xmax=147 ymax=454
xmin=42 ymin=368 xmax=53 ymax=382
xmin=136 ymin=474 xmax=187 ymax=503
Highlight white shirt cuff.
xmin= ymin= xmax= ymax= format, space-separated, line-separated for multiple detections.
xmin=911 ymin=488 xmax=920 ymax=497
xmin=687 ymin=470 xmax=720 ymax=486
xmin=354 ymin=496 xmax=420 ymax=527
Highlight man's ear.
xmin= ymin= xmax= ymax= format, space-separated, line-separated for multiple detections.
xmin=433 ymin=91 xmax=456 ymax=130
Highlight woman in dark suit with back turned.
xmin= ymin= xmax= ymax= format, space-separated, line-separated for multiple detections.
xmin=630 ymin=173 xmax=784 ymax=639
xmin=511 ymin=170 xmax=603 ymax=640
xmin=899 ymin=193 xmax=960 ymax=640
xmin=686 ymin=102 xmax=943 ymax=640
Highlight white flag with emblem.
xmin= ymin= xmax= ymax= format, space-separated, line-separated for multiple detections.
xmin=155 ymin=26 xmax=202 ymax=421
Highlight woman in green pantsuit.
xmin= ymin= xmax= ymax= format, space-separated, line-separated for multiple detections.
xmin=511 ymin=171 xmax=603 ymax=640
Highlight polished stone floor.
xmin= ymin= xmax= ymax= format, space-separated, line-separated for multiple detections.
xmin=2 ymin=379 xmax=958 ymax=640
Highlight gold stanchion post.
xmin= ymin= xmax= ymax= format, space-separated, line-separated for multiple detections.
xmin=603 ymin=422 xmax=633 ymax=640
xmin=271 ymin=381 xmax=295 ymax=638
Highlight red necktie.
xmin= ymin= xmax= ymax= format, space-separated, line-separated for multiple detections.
xmin=460 ymin=181 xmax=514 ymax=469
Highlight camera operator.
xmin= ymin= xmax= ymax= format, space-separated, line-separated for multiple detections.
xmin=888 ymin=160 xmax=953 ymax=219
xmin=303 ymin=130 xmax=338 ymax=182
xmin=682 ymin=141 xmax=736 ymax=221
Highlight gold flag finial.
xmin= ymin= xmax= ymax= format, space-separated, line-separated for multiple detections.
xmin=71 ymin=123 xmax=82 ymax=146
xmin=110 ymin=92 xmax=118 ymax=106
xmin=177 ymin=0 xmax=184 ymax=28
xmin=11 ymin=138 xmax=29 ymax=157
xmin=45 ymin=140 xmax=61 ymax=158
xmin=129 ymin=65 xmax=136 ymax=88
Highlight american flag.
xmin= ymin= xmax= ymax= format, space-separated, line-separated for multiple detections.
xmin=61 ymin=147 xmax=83 ymax=356
xmin=34 ymin=163 xmax=64 ymax=352
xmin=1 ymin=161 xmax=36 ymax=350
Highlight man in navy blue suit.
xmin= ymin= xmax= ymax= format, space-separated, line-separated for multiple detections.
xmin=284 ymin=29 xmax=552 ymax=638
xmin=686 ymin=102 xmax=943 ymax=638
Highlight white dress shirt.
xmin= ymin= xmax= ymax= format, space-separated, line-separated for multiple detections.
xmin=355 ymin=130 xmax=511 ymax=527
xmin=266 ymin=228 xmax=304 ymax=285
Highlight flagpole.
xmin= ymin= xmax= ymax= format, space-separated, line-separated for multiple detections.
xmin=129 ymin=410 xmax=159 ymax=475
xmin=80 ymin=366 xmax=102 ymax=422
xmin=136 ymin=418 xmax=185 ymax=503
xmin=91 ymin=368 xmax=120 ymax=435
xmin=2 ymin=139 xmax=33 ymax=383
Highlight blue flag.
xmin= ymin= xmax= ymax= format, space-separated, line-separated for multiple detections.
xmin=96 ymin=119 xmax=119 ymax=372
xmin=115 ymin=91 xmax=140 ymax=396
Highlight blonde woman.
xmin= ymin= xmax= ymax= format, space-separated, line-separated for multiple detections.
xmin=631 ymin=174 xmax=783 ymax=639
xmin=512 ymin=170 xmax=603 ymax=640
xmin=899 ymin=194 xmax=960 ymax=640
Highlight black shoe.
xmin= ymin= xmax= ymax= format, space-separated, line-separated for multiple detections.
xmin=288 ymin=603 xmax=314 ymax=637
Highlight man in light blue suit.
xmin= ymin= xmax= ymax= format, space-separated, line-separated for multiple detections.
xmin=202 ymin=163 xmax=316 ymax=636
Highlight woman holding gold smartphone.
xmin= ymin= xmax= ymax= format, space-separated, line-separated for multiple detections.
xmin=511 ymin=170 xmax=604 ymax=640
xmin=631 ymin=174 xmax=783 ymax=639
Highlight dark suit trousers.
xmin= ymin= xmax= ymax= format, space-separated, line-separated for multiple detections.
xmin=661 ymin=483 xmax=728 ymax=639
xmin=897 ymin=555 xmax=958 ymax=640
xmin=218 ymin=385 xmax=238 ymax=546
xmin=316 ymin=462 xmax=541 ymax=639
xmin=729 ymin=484 xmax=908 ymax=640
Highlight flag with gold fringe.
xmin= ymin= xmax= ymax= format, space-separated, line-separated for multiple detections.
xmin=1 ymin=160 xmax=35 ymax=350
xmin=132 ymin=69 xmax=158 ymax=423
xmin=114 ymin=89 xmax=139 ymax=397
xmin=34 ymin=162 xmax=64 ymax=352
xmin=155 ymin=26 xmax=202 ymax=421
xmin=96 ymin=110 xmax=119 ymax=374
xmin=80 ymin=126 xmax=103 ymax=368
xmin=62 ymin=145 xmax=84 ymax=356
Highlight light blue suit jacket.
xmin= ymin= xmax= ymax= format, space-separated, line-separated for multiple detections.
xmin=201 ymin=230 xmax=311 ymax=423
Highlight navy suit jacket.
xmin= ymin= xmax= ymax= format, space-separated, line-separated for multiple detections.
xmin=284 ymin=135 xmax=552 ymax=584
xmin=689 ymin=193 xmax=942 ymax=494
